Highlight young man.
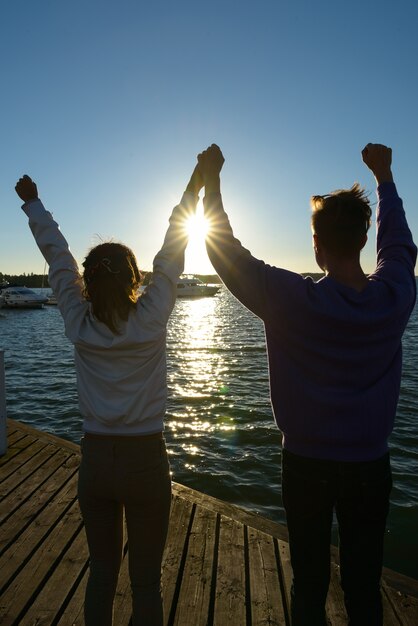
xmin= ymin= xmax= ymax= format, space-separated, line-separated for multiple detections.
xmin=199 ymin=143 xmax=417 ymax=626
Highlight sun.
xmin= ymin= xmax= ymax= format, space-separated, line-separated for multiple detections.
xmin=186 ymin=212 xmax=209 ymax=240
xmin=184 ymin=205 xmax=213 ymax=274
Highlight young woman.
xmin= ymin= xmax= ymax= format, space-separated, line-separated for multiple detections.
xmin=15 ymin=164 xmax=203 ymax=626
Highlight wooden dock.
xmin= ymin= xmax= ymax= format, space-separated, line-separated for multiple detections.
xmin=1 ymin=419 xmax=417 ymax=625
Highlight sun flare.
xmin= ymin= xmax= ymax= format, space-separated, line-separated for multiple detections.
xmin=184 ymin=205 xmax=213 ymax=274
xmin=186 ymin=213 xmax=210 ymax=240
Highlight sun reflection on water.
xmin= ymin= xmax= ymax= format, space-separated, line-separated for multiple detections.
xmin=166 ymin=293 xmax=239 ymax=471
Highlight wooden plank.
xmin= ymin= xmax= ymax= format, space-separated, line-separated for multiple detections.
xmin=325 ymin=562 xmax=348 ymax=625
xmin=64 ymin=497 xmax=198 ymax=626
xmin=383 ymin=592 xmax=403 ymax=626
xmin=0 ymin=458 xmax=78 ymax=557
xmin=276 ymin=546 xmax=402 ymax=625
xmin=173 ymin=504 xmax=217 ymax=626
xmin=0 ymin=435 xmax=37 ymax=472
xmin=383 ymin=580 xmax=418 ymax=625
xmin=0 ymin=447 xmax=75 ymax=525
xmin=162 ymin=494 xmax=194 ymax=622
xmin=0 ymin=499 xmax=83 ymax=624
xmin=0 ymin=437 xmax=48 ymax=483
xmin=7 ymin=419 xmax=80 ymax=455
xmin=20 ymin=524 xmax=88 ymax=625
xmin=0 ymin=442 xmax=62 ymax=499
xmin=56 ymin=568 xmax=87 ymax=626
xmin=382 ymin=566 xmax=418 ymax=601
xmin=113 ymin=518 xmax=133 ymax=626
xmin=1 ymin=420 xmax=418 ymax=626
xmin=173 ymin=482 xmax=289 ymax=542
xmin=0 ymin=427 xmax=28 ymax=458
xmin=247 ymin=526 xmax=286 ymax=625
xmin=213 ymin=515 xmax=246 ymax=626
xmin=59 ymin=525 xmax=133 ymax=626
xmin=113 ymin=546 xmax=134 ymax=626
xmin=277 ymin=538 xmax=292 ymax=618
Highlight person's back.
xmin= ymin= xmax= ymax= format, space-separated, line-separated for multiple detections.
xmin=261 ymin=247 xmax=415 ymax=461
xmin=198 ymin=143 xmax=416 ymax=626
xmin=16 ymin=162 xmax=204 ymax=626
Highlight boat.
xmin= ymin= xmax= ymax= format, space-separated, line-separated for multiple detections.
xmin=138 ymin=276 xmax=220 ymax=299
xmin=45 ymin=295 xmax=58 ymax=305
xmin=176 ymin=275 xmax=220 ymax=298
xmin=0 ymin=283 xmax=49 ymax=309
xmin=43 ymin=291 xmax=58 ymax=305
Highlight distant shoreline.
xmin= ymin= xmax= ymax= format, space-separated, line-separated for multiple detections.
xmin=0 ymin=271 xmax=327 ymax=288
xmin=3 ymin=272 xmax=416 ymax=289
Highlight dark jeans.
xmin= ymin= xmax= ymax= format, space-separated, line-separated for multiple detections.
xmin=78 ymin=433 xmax=171 ymax=626
xmin=282 ymin=449 xmax=392 ymax=626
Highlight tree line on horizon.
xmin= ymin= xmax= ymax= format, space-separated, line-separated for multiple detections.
xmin=1 ymin=271 xmax=338 ymax=289
xmin=0 ymin=272 xmax=224 ymax=288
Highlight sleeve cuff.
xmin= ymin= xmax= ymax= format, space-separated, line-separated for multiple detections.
xmin=21 ymin=198 xmax=44 ymax=216
xmin=376 ymin=181 xmax=398 ymax=200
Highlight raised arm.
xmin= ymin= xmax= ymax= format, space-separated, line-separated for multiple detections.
xmin=361 ymin=143 xmax=393 ymax=186
xmin=15 ymin=175 xmax=86 ymax=334
xmin=200 ymin=145 xmax=288 ymax=320
xmin=140 ymin=162 xmax=203 ymax=325
xmin=15 ymin=174 xmax=39 ymax=204
xmin=361 ymin=144 xmax=417 ymax=287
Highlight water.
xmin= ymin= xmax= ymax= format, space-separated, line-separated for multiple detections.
xmin=1 ymin=286 xmax=417 ymax=579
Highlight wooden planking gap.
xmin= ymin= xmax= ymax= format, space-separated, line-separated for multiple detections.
xmin=0 ymin=499 xmax=83 ymax=624
xmin=112 ymin=538 xmax=135 ymax=626
xmin=0 ymin=474 xmax=79 ymax=590
xmin=2 ymin=420 xmax=418 ymax=625
xmin=213 ymin=515 xmax=247 ymax=626
xmin=173 ymin=504 xmax=217 ymax=626
xmin=0 ymin=428 xmax=29 ymax=459
xmin=56 ymin=568 xmax=88 ymax=626
xmin=0 ymin=442 xmax=65 ymax=498
xmin=58 ymin=536 xmax=132 ymax=626
xmin=277 ymin=538 xmax=292 ymax=620
xmin=172 ymin=482 xmax=289 ymax=543
xmin=0 ymin=466 xmax=77 ymax=556
xmin=382 ymin=581 xmax=404 ymax=626
xmin=0 ymin=437 xmax=49 ymax=483
xmin=162 ymin=494 xmax=195 ymax=624
xmin=325 ymin=562 xmax=348 ymax=625
xmin=19 ymin=524 xmax=89 ymax=625
xmin=248 ymin=526 xmax=287 ymax=625
xmin=0 ymin=447 xmax=76 ymax=526
xmin=383 ymin=580 xmax=418 ymax=626
xmin=1 ymin=428 xmax=34 ymax=451
xmin=0 ymin=454 xmax=78 ymax=556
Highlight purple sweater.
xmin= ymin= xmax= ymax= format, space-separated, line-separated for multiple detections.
xmin=204 ymin=183 xmax=417 ymax=461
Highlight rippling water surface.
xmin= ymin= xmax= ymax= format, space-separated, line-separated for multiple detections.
xmin=1 ymin=285 xmax=417 ymax=578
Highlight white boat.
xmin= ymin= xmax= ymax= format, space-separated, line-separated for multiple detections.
xmin=176 ymin=276 xmax=220 ymax=298
xmin=41 ymin=290 xmax=58 ymax=305
xmin=0 ymin=283 xmax=49 ymax=309
xmin=45 ymin=295 xmax=58 ymax=305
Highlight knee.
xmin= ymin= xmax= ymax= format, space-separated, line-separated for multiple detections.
xmin=89 ymin=558 xmax=119 ymax=590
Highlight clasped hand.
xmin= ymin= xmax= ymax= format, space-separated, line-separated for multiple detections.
xmin=15 ymin=175 xmax=38 ymax=203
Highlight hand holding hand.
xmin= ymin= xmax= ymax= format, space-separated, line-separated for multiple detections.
xmin=186 ymin=163 xmax=204 ymax=195
xmin=15 ymin=175 xmax=39 ymax=202
xmin=198 ymin=144 xmax=225 ymax=193
xmin=361 ymin=143 xmax=393 ymax=184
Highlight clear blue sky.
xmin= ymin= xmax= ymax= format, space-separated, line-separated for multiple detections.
xmin=1 ymin=0 xmax=417 ymax=276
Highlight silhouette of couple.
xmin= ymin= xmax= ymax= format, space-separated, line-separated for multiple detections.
xmin=15 ymin=142 xmax=416 ymax=626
